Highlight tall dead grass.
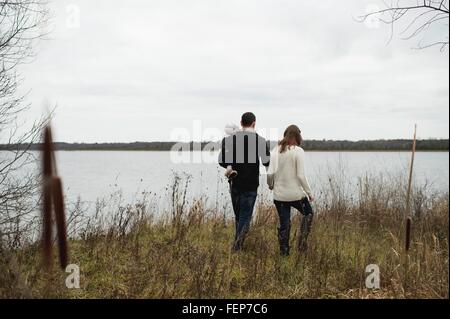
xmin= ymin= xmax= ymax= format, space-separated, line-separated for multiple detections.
xmin=0 ymin=173 xmax=448 ymax=299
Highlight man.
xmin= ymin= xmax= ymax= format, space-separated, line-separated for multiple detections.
xmin=219 ymin=112 xmax=271 ymax=251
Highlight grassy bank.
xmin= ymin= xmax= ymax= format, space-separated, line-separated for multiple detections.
xmin=0 ymin=175 xmax=448 ymax=299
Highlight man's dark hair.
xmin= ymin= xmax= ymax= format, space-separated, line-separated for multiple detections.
xmin=241 ymin=112 xmax=256 ymax=127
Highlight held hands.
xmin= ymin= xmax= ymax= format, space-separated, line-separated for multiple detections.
xmin=267 ymin=174 xmax=274 ymax=191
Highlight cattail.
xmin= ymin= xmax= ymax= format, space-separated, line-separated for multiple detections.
xmin=41 ymin=124 xmax=69 ymax=271
xmin=42 ymin=126 xmax=53 ymax=270
xmin=52 ymin=176 xmax=68 ymax=269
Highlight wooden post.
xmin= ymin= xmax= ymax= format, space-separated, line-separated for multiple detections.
xmin=402 ymin=125 xmax=417 ymax=295
xmin=405 ymin=124 xmax=417 ymax=252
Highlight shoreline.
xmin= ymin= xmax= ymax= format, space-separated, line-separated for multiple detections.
xmin=1 ymin=139 xmax=448 ymax=153
xmin=31 ymin=149 xmax=450 ymax=152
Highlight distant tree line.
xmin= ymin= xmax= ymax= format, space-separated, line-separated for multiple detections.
xmin=1 ymin=139 xmax=448 ymax=152
xmin=301 ymin=139 xmax=449 ymax=151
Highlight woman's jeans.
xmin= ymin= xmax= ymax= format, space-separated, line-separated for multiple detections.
xmin=231 ymin=187 xmax=258 ymax=251
xmin=274 ymin=198 xmax=314 ymax=255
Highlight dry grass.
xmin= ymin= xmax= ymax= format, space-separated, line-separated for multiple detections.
xmin=0 ymin=175 xmax=448 ymax=299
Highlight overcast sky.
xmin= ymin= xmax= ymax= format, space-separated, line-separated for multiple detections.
xmin=18 ymin=0 xmax=449 ymax=142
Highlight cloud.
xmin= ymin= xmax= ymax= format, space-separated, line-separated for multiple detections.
xmin=15 ymin=0 xmax=449 ymax=142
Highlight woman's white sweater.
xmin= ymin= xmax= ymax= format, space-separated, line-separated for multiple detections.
xmin=267 ymin=145 xmax=313 ymax=202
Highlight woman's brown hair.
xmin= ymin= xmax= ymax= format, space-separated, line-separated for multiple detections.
xmin=279 ymin=125 xmax=302 ymax=153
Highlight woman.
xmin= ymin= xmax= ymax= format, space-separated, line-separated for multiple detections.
xmin=267 ymin=125 xmax=314 ymax=256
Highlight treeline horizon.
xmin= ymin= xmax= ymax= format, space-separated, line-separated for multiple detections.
xmin=1 ymin=139 xmax=448 ymax=151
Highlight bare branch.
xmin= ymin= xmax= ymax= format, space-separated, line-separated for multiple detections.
xmin=0 ymin=0 xmax=50 ymax=246
xmin=358 ymin=0 xmax=449 ymax=50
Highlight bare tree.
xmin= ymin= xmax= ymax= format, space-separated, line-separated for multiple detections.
xmin=359 ymin=0 xmax=449 ymax=51
xmin=0 ymin=1 xmax=50 ymax=247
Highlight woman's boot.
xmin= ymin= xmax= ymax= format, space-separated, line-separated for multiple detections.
xmin=278 ymin=226 xmax=290 ymax=256
xmin=298 ymin=214 xmax=313 ymax=253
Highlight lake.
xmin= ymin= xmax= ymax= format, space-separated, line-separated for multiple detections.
xmin=41 ymin=151 xmax=447 ymax=212
xmin=1 ymin=150 xmax=448 ymax=214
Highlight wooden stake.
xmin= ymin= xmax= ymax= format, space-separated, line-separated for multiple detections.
xmin=405 ymin=124 xmax=417 ymax=252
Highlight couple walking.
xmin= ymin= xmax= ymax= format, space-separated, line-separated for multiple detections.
xmin=219 ymin=112 xmax=314 ymax=256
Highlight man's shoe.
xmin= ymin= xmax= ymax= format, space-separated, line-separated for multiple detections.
xmin=280 ymin=247 xmax=290 ymax=256
xmin=232 ymin=244 xmax=242 ymax=252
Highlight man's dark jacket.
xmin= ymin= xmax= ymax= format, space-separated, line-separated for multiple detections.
xmin=218 ymin=130 xmax=271 ymax=192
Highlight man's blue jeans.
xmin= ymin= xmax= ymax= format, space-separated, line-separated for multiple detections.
xmin=231 ymin=187 xmax=258 ymax=251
